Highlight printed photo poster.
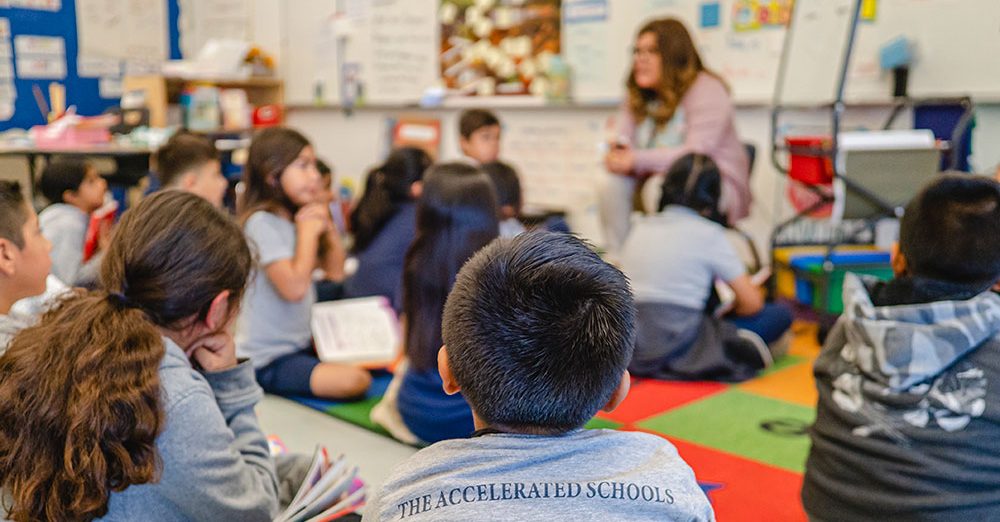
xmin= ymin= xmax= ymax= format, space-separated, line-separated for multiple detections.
xmin=440 ymin=0 xmax=561 ymax=97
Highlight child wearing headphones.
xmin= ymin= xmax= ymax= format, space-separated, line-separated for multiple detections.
xmin=620 ymin=153 xmax=792 ymax=382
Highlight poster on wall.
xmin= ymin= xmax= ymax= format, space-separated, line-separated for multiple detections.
xmin=732 ymin=0 xmax=792 ymax=32
xmin=440 ymin=0 xmax=561 ymax=97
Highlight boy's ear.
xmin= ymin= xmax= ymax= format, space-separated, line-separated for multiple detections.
xmin=601 ymin=371 xmax=631 ymax=413
xmin=180 ymin=172 xmax=198 ymax=190
xmin=0 ymin=238 xmax=17 ymax=276
xmin=890 ymin=242 xmax=908 ymax=277
xmin=204 ymin=290 xmax=232 ymax=331
xmin=410 ymin=181 xmax=423 ymax=199
xmin=438 ymin=345 xmax=461 ymax=395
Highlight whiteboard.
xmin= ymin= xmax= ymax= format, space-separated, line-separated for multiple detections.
xmin=272 ymin=0 xmax=1000 ymax=107
xmin=846 ymin=0 xmax=1000 ymax=102
xmin=283 ymin=0 xmax=437 ymax=106
xmin=774 ymin=0 xmax=857 ymax=106
xmin=565 ymin=0 xmax=788 ymax=105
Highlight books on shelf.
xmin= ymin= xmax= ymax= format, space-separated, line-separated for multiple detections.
xmin=274 ymin=445 xmax=366 ymax=522
xmin=311 ymin=296 xmax=401 ymax=368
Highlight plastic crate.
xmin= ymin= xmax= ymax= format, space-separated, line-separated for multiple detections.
xmin=790 ymin=251 xmax=893 ymax=313
xmin=786 ymin=135 xmax=834 ymax=184
xmin=773 ymin=246 xmax=882 ymax=300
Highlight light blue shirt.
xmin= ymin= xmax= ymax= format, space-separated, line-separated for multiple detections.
xmin=236 ymin=211 xmax=316 ymax=369
xmin=621 ymin=205 xmax=744 ymax=310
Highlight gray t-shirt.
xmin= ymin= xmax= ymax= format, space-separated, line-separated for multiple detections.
xmin=236 ymin=211 xmax=315 ymax=369
xmin=366 ymin=429 xmax=714 ymax=521
xmin=621 ymin=205 xmax=744 ymax=310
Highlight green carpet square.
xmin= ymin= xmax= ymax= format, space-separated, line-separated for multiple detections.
xmin=585 ymin=417 xmax=623 ymax=430
xmin=637 ymin=389 xmax=815 ymax=473
xmin=327 ymin=396 xmax=390 ymax=436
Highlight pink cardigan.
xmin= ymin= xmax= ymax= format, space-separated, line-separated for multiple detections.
xmin=614 ymin=72 xmax=751 ymax=221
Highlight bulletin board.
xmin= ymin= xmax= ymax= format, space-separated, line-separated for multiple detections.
xmin=0 ymin=0 xmax=182 ymax=131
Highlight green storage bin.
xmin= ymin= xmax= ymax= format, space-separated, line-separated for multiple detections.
xmin=793 ymin=260 xmax=893 ymax=314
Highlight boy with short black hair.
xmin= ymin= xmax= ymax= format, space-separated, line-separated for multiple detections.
xmin=458 ymin=108 xmax=501 ymax=165
xmin=38 ymin=158 xmax=106 ymax=285
xmin=480 ymin=160 xmax=525 ymax=237
xmin=803 ymin=174 xmax=1000 ymax=520
xmin=368 ymin=232 xmax=713 ymax=521
xmin=0 ymin=180 xmax=52 ymax=351
xmin=155 ymin=132 xmax=227 ymax=207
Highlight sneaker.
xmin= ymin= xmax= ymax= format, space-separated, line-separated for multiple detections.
xmin=737 ymin=328 xmax=773 ymax=368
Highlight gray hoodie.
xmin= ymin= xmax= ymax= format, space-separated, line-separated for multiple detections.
xmin=366 ymin=429 xmax=714 ymax=521
xmin=803 ymin=273 xmax=1000 ymax=521
xmin=100 ymin=337 xmax=280 ymax=521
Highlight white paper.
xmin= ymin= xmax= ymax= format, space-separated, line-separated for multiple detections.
xmin=311 ymin=296 xmax=400 ymax=365
xmin=0 ymin=19 xmax=13 ymax=121
xmin=77 ymin=56 xmax=121 ymax=78
xmin=99 ymin=76 xmax=123 ymax=98
xmin=14 ymin=35 xmax=64 ymax=56
xmin=14 ymin=35 xmax=66 ymax=80
xmin=16 ymin=56 xmax=66 ymax=79
xmin=76 ymin=0 xmax=168 ymax=62
xmin=8 ymin=0 xmax=59 ymax=10
xmin=178 ymin=0 xmax=250 ymax=59
xmin=366 ymin=0 xmax=438 ymax=104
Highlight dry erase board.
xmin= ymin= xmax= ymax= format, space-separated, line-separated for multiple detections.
xmin=273 ymin=0 xmax=1000 ymax=107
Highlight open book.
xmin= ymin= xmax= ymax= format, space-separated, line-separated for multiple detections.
xmin=311 ymin=296 xmax=400 ymax=368
xmin=713 ymin=267 xmax=772 ymax=318
xmin=274 ymin=445 xmax=366 ymax=522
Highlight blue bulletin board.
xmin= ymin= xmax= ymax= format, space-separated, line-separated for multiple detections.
xmin=0 ymin=1 xmax=182 ymax=131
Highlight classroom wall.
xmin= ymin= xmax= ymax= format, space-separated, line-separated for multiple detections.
xmin=288 ymin=102 xmax=1000 ymax=254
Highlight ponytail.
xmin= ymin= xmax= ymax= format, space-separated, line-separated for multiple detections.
xmin=0 ymin=191 xmax=251 ymax=521
xmin=0 ymin=291 xmax=163 ymax=521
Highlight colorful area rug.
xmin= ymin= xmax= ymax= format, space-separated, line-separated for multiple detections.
xmin=293 ymin=322 xmax=821 ymax=521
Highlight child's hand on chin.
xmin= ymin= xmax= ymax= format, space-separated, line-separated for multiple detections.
xmin=187 ymin=332 xmax=238 ymax=372
xmin=295 ymin=203 xmax=333 ymax=237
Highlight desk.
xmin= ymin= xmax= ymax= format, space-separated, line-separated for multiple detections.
xmin=0 ymin=143 xmax=155 ymax=191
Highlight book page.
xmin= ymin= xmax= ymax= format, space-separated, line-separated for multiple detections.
xmin=311 ymin=297 xmax=400 ymax=366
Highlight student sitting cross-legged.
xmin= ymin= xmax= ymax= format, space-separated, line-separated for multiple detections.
xmin=367 ymin=232 xmax=714 ymax=521
xmin=621 ymin=153 xmax=791 ymax=381
xmin=803 ymin=174 xmax=1000 ymax=521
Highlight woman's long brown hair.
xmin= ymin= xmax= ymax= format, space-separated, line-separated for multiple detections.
xmin=0 ymin=191 xmax=252 ymax=521
xmin=626 ymin=18 xmax=725 ymax=131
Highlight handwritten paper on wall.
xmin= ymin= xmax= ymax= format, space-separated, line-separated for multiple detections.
xmin=76 ymin=0 xmax=168 ymax=62
xmin=504 ymin=116 xmax=606 ymax=246
xmin=365 ymin=0 xmax=438 ymax=105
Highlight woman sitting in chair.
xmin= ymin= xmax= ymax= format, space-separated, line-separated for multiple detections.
xmin=602 ymin=17 xmax=750 ymax=256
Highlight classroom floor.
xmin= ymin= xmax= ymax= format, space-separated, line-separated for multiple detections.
xmin=257 ymin=320 xmax=823 ymax=521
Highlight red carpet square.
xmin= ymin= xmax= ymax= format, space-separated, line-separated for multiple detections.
xmin=597 ymin=378 xmax=728 ymax=425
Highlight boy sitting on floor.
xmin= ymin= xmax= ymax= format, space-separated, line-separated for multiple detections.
xmin=803 ymin=174 xmax=1000 ymax=520
xmin=367 ymin=232 xmax=713 ymax=521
